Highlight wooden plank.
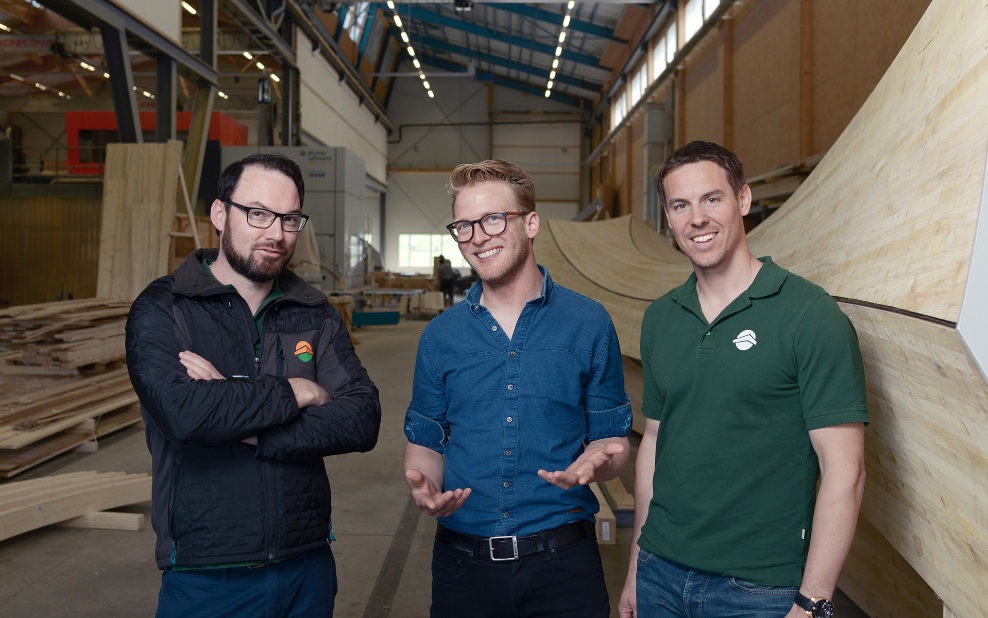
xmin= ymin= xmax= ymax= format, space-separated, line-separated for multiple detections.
xmin=57 ymin=511 xmax=145 ymax=531
xmin=0 ymin=472 xmax=151 ymax=542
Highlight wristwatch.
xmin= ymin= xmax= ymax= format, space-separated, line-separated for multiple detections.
xmin=794 ymin=592 xmax=835 ymax=618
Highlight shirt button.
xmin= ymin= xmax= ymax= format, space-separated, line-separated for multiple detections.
xmin=506 ymin=417 xmax=513 ymax=423
xmin=505 ymin=450 xmax=512 ymax=456
xmin=509 ymin=351 xmax=516 ymax=357
xmin=503 ymin=512 xmax=509 ymax=518
xmin=507 ymin=384 xmax=514 ymax=391
xmin=492 ymin=325 xmax=498 ymax=331
xmin=503 ymin=482 xmax=510 ymax=488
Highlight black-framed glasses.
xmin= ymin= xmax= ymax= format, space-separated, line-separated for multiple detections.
xmin=446 ymin=211 xmax=526 ymax=243
xmin=225 ymin=200 xmax=309 ymax=232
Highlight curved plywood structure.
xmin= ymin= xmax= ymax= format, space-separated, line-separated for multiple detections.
xmin=537 ymin=1 xmax=988 ymax=616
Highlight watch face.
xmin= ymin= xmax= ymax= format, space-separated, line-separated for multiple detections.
xmin=813 ymin=599 xmax=835 ymax=618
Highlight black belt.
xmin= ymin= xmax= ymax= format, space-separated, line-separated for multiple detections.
xmin=435 ymin=520 xmax=595 ymax=561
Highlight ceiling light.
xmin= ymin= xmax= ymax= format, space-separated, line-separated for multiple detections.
xmin=407 ymin=46 xmax=415 ymax=57
xmin=10 ymin=73 xmax=24 ymax=81
xmin=218 ymin=91 xmax=229 ymax=99
xmin=413 ymin=59 xmax=421 ymax=69
xmin=103 ymin=72 xmax=110 ymax=78
xmin=401 ymin=32 xmax=409 ymax=43
xmin=547 ymin=80 xmax=553 ymax=89
xmin=545 ymin=90 xmax=551 ymax=98
xmin=550 ymin=70 xmax=556 ymax=79
xmin=427 ymin=90 xmax=435 ymax=98
xmin=453 ymin=0 xmax=472 ymax=11
xmin=555 ymin=46 xmax=562 ymax=57
xmin=419 ymin=73 xmax=425 ymax=80
xmin=256 ymin=62 xmax=265 ymax=70
xmin=243 ymin=51 xmax=253 ymax=60
xmin=552 ymin=59 xmax=559 ymax=69
xmin=393 ymin=15 xmax=402 ymax=28
xmin=181 ymin=1 xmax=196 ymax=15
xmin=0 ymin=23 xmax=11 ymax=32
xmin=563 ymin=15 xmax=570 ymax=28
xmin=422 ymin=81 xmax=430 ymax=89
xmin=558 ymin=32 xmax=566 ymax=43
xmin=387 ymin=1 xmax=394 ymax=8
xmin=270 ymin=74 xmax=280 ymax=82
xmin=80 ymin=61 xmax=95 ymax=71
xmin=567 ymin=1 xmax=575 ymax=9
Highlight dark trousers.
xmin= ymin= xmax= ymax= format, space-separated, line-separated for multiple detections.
xmin=156 ymin=546 xmax=337 ymax=618
xmin=440 ymin=279 xmax=455 ymax=306
xmin=430 ymin=536 xmax=609 ymax=618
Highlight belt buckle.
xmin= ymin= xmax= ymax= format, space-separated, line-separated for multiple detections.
xmin=488 ymin=535 xmax=519 ymax=561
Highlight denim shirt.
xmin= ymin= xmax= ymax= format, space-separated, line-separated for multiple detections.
xmin=404 ymin=266 xmax=632 ymax=537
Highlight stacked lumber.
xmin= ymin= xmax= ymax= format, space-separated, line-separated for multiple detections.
xmin=745 ymin=154 xmax=822 ymax=218
xmin=97 ymin=140 xmax=185 ymax=302
xmin=0 ymin=298 xmax=131 ymax=370
xmin=0 ymin=368 xmax=141 ymax=478
xmin=0 ymin=471 xmax=151 ymax=542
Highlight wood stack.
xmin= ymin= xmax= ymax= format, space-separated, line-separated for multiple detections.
xmin=0 ymin=298 xmax=140 ymax=478
xmin=0 ymin=471 xmax=151 ymax=542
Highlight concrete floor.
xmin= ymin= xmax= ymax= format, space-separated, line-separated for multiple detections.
xmin=0 ymin=315 xmax=866 ymax=617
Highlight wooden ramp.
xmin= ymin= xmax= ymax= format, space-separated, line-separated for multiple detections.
xmin=538 ymin=1 xmax=988 ymax=616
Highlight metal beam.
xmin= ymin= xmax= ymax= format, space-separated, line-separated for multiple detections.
xmin=222 ymin=0 xmax=298 ymax=67
xmin=183 ymin=85 xmax=216 ymax=214
xmin=46 ymin=0 xmax=217 ymax=85
xmin=100 ymin=24 xmax=141 ymax=143
xmin=156 ymin=53 xmax=177 ymax=142
xmin=418 ymin=53 xmax=589 ymax=109
xmin=401 ymin=5 xmax=603 ymax=69
xmin=486 ymin=3 xmax=625 ymax=44
xmin=413 ymin=35 xmax=602 ymax=94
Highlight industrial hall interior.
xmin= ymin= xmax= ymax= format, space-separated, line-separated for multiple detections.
xmin=0 ymin=0 xmax=985 ymax=615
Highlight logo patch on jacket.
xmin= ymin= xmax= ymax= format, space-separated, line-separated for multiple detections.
xmin=295 ymin=341 xmax=314 ymax=362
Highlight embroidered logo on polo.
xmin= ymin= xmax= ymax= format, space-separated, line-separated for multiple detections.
xmin=295 ymin=341 xmax=314 ymax=362
xmin=733 ymin=330 xmax=757 ymax=351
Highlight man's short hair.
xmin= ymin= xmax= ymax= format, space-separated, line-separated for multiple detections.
xmin=656 ymin=141 xmax=746 ymax=209
xmin=447 ymin=159 xmax=536 ymax=213
xmin=217 ymin=153 xmax=306 ymax=208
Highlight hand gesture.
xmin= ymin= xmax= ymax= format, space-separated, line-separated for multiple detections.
xmin=405 ymin=468 xmax=471 ymax=518
xmin=179 ymin=351 xmax=225 ymax=380
xmin=537 ymin=440 xmax=627 ymax=490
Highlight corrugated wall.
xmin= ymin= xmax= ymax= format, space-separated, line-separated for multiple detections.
xmin=0 ymin=195 xmax=101 ymax=307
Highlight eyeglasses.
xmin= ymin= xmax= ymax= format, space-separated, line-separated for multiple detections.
xmin=225 ymin=200 xmax=309 ymax=232
xmin=446 ymin=211 xmax=526 ymax=243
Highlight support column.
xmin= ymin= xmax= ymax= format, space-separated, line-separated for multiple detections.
xmin=183 ymin=85 xmax=216 ymax=214
xmin=155 ymin=53 xmax=176 ymax=142
xmin=100 ymin=24 xmax=141 ymax=143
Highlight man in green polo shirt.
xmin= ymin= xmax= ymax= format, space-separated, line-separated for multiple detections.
xmin=618 ymin=141 xmax=868 ymax=618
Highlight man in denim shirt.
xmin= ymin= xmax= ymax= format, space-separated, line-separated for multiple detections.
xmin=404 ymin=160 xmax=633 ymax=618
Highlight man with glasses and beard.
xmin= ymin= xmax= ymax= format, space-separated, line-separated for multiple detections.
xmin=403 ymin=159 xmax=632 ymax=617
xmin=126 ymin=153 xmax=381 ymax=618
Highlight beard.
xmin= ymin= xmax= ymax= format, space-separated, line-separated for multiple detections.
xmin=221 ymin=219 xmax=292 ymax=283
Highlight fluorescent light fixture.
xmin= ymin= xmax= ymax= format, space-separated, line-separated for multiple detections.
xmin=550 ymin=71 xmax=556 ymax=79
xmin=218 ymin=91 xmax=229 ymax=99
xmin=555 ymin=46 xmax=562 ymax=57
xmin=428 ymin=90 xmax=435 ymax=98
xmin=243 ymin=51 xmax=253 ymax=60
xmin=0 ymin=23 xmax=11 ymax=32
xmin=558 ymin=32 xmax=566 ymax=43
xmin=401 ymin=32 xmax=409 ymax=43
xmin=10 ymin=73 xmax=24 ymax=81
xmin=563 ymin=15 xmax=570 ymax=28
xmin=270 ymin=74 xmax=280 ymax=83
xmin=407 ymin=46 xmax=415 ymax=57
xmin=545 ymin=90 xmax=551 ymax=98
xmin=387 ymin=1 xmax=394 ymax=8
xmin=413 ymin=59 xmax=421 ymax=69
xmin=552 ymin=59 xmax=559 ymax=69
xmin=181 ymin=1 xmax=196 ymax=15
xmin=547 ymin=80 xmax=553 ymax=89
xmin=256 ymin=62 xmax=265 ymax=70
xmin=567 ymin=1 xmax=575 ymax=9
xmin=103 ymin=72 xmax=110 ymax=78
xmin=422 ymin=81 xmax=430 ymax=89
xmin=394 ymin=15 xmax=402 ymax=28
xmin=80 ymin=61 xmax=95 ymax=71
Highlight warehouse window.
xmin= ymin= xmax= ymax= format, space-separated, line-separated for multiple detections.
xmin=652 ymin=21 xmax=677 ymax=79
xmin=612 ymin=90 xmax=627 ymax=128
xmin=684 ymin=0 xmax=704 ymax=40
xmin=630 ymin=63 xmax=647 ymax=106
xmin=343 ymin=2 xmax=370 ymax=43
xmin=398 ymin=234 xmax=469 ymax=270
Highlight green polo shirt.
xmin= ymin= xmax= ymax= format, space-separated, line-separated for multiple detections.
xmin=638 ymin=257 xmax=868 ymax=586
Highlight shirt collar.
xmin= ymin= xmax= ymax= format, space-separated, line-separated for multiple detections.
xmin=465 ymin=264 xmax=552 ymax=309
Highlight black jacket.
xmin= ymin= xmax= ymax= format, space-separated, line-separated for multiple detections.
xmin=126 ymin=248 xmax=381 ymax=569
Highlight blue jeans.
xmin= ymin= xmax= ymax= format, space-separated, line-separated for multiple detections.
xmin=635 ymin=549 xmax=798 ymax=618
xmin=156 ymin=546 xmax=338 ymax=618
